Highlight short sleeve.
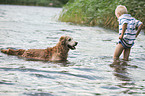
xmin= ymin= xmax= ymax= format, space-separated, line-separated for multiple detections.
xmin=135 ymin=20 xmax=143 ymax=27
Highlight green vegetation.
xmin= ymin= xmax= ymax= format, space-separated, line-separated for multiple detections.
xmin=0 ymin=0 xmax=68 ymax=7
xmin=59 ymin=0 xmax=145 ymax=30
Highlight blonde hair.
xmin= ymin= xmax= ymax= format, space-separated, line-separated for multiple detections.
xmin=115 ymin=5 xmax=128 ymax=16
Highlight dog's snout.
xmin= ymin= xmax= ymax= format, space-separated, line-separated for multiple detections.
xmin=75 ymin=42 xmax=78 ymax=46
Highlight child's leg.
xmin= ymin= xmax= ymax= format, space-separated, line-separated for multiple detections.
xmin=113 ymin=43 xmax=124 ymax=60
xmin=123 ymin=48 xmax=131 ymax=61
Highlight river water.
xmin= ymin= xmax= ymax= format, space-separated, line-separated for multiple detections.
xmin=0 ymin=5 xmax=145 ymax=96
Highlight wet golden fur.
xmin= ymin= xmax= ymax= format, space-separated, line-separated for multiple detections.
xmin=1 ymin=36 xmax=77 ymax=61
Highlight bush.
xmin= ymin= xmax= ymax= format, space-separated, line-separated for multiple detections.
xmin=59 ymin=0 xmax=145 ymax=30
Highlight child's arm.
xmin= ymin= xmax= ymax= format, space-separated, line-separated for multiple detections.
xmin=135 ymin=23 xmax=143 ymax=38
xmin=119 ymin=23 xmax=127 ymax=40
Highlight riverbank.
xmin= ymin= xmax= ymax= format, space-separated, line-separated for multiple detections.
xmin=59 ymin=0 xmax=145 ymax=30
xmin=0 ymin=0 xmax=68 ymax=7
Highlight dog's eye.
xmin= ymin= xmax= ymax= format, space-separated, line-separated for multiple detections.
xmin=68 ymin=39 xmax=71 ymax=41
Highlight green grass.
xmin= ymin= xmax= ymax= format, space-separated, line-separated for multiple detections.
xmin=59 ymin=0 xmax=145 ymax=30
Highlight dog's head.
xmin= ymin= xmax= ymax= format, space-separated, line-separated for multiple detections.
xmin=59 ymin=36 xmax=78 ymax=50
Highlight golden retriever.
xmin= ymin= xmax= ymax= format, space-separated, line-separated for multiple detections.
xmin=1 ymin=36 xmax=78 ymax=61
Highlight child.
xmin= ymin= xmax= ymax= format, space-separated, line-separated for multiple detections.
xmin=113 ymin=5 xmax=143 ymax=61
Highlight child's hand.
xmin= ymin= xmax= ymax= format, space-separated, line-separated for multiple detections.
xmin=135 ymin=23 xmax=143 ymax=38
xmin=119 ymin=35 xmax=123 ymax=40
xmin=119 ymin=23 xmax=127 ymax=40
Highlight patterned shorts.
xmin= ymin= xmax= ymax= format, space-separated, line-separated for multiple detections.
xmin=119 ymin=39 xmax=134 ymax=48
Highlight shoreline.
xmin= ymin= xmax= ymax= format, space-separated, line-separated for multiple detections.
xmin=0 ymin=0 xmax=68 ymax=7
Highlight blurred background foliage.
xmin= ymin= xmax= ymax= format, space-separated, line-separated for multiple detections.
xmin=0 ymin=0 xmax=69 ymax=7
xmin=0 ymin=0 xmax=144 ymax=30
xmin=59 ymin=0 xmax=145 ymax=30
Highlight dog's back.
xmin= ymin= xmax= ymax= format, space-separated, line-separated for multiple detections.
xmin=1 ymin=48 xmax=50 ymax=61
xmin=21 ymin=49 xmax=48 ymax=60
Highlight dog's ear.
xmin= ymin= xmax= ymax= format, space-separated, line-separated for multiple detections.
xmin=59 ymin=36 xmax=65 ymax=41
xmin=59 ymin=36 xmax=66 ymax=45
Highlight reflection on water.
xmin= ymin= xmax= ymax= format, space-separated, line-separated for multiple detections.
xmin=110 ymin=60 xmax=132 ymax=81
xmin=0 ymin=5 xmax=145 ymax=96
xmin=110 ymin=60 xmax=145 ymax=95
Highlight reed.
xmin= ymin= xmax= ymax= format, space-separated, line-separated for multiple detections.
xmin=59 ymin=0 xmax=145 ymax=30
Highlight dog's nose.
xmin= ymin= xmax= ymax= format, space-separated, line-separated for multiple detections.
xmin=75 ymin=42 xmax=78 ymax=46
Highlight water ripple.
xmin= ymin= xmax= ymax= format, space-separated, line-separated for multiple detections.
xmin=0 ymin=81 xmax=14 ymax=85
xmin=0 ymin=5 xmax=145 ymax=96
xmin=25 ymin=92 xmax=54 ymax=96
xmin=0 ymin=67 xmax=98 ymax=80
